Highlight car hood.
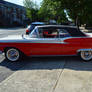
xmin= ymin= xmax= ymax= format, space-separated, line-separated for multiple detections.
xmin=0 ymin=35 xmax=23 ymax=40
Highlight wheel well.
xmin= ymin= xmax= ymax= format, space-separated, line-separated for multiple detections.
xmin=4 ymin=47 xmax=17 ymax=52
xmin=77 ymin=49 xmax=92 ymax=56
xmin=77 ymin=51 xmax=81 ymax=56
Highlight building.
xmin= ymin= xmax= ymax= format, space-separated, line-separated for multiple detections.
xmin=0 ymin=0 xmax=27 ymax=27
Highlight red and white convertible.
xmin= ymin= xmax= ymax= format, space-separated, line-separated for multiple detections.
xmin=0 ymin=25 xmax=92 ymax=62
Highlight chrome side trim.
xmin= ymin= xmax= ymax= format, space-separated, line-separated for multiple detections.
xmin=0 ymin=36 xmax=89 ymax=44
xmin=61 ymin=36 xmax=89 ymax=41
xmin=77 ymin=49 xmax=92 ymax=52
xmin=0 ymin=38 xmax=68 ymax=44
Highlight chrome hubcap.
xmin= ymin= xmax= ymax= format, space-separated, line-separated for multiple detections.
xmin=6 ymin=49 xmax=19 ymax=61
xmin=81 ymin=51 xmax=92 ymax=61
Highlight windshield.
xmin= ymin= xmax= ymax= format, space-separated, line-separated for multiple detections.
xmin=29 ymin=28 xmax=38 ymax=38
xmin=30 ymin=24 xmax=45 ymax=31
xmin=30 ymin=24 xmax=35 ymax=31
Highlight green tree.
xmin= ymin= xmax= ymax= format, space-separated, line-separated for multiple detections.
xmin=52 ymin=0 xmax=92 ymax=26
xmin=23 ymin=0 xmax=39 ymax=22
xmin=38 ymin=0 xmax=68 ymax=23
xmin=24 ymin=0 xmax=92 ymax=26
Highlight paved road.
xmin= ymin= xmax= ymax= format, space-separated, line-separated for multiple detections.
xmin=0 ymin=28 xmax=92 ymax=92
xmin=0 ymin=28 xmax=26 ymax=38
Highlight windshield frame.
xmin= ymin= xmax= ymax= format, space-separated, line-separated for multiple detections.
xmin=29 ymin=27 xmax=39 ymax=38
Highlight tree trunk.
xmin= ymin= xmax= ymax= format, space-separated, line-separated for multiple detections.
xmin=75 ymin=16 xmax=79 ymax=29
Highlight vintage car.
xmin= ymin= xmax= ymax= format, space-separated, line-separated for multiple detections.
xmin=0 ymin=25 xmax=92 ymax=62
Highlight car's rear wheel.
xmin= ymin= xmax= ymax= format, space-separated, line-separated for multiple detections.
xmin=5 ymin=48 xmax=21 ymax=62
xmin=80 ymin=51 xmax=92 ymax=61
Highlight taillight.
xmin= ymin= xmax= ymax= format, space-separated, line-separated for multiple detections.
xmin=26 ymin=29 xmax=29 ymax=33
xmin=26 ymin=29 xmax=30 ymax=35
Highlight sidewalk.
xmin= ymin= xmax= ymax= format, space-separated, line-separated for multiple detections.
xmin=0 ymin=58 xmax=92 ymax=92
xmin=0 ymin=60 xmax=66 ymax=92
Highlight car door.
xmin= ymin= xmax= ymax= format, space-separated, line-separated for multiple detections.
xmin=58 ymin=28 xmax=76 ymax=55
xmin=30 ymin=27 xmax=63 ymax=55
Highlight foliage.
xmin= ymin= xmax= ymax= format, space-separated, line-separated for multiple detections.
xmin=23 ymin=0 xmax=39 ymax=22
xmin=38 ymin=0 xmax=68 ymax=23
xmin=24 ymin=0 xmax=92 ymax=26
xmin=52 ymin=0 xmax=92 ymax=26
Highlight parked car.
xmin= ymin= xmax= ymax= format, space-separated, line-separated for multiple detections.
xmin=0 ymin=25 xmax=92 ymax=62
xmin=26 ymin=22 xmax=45 ymax=35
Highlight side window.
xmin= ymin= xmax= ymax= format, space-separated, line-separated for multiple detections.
xmin=38 ymin=28 xmax=59 ymax=38
xmin=59 ymin=29 xmax=71 ymax=38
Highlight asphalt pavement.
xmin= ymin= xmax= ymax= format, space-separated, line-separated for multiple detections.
xmin=0 ymin=27 xmax=26 ymax=38
xmin=0 ymin=28 xmax=92 ymax=92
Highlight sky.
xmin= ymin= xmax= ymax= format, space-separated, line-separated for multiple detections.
xmin=5 ymin=0 xmax=43 ymax=6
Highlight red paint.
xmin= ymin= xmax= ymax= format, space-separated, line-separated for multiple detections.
xmin=0 ymin=37 xmax=92 ymax=56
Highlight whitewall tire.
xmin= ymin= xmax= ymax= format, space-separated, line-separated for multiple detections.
xmin=80 ymin=51 xmax=92 ymax=61
xmin=5 ymin=48 xmax=21 ymax=62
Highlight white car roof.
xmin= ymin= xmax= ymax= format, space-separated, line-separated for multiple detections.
xmin=36 ymin=25 xmax=77 ymax=29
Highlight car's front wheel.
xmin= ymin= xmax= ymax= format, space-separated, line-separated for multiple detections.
xmin=5 ymin=48 xmax=21 ymax=62
xmin=80 ymin=51 xmax=92 ymax=61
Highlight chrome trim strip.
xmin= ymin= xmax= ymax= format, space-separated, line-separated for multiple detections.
xmin=0 ymin=38 xmax=68 ymax=44
xmin=61 ymin=36 xmax=89 ymax=41
xmin=77 ymin=49 xmax=92 ymax=52
xmin=0 ymin=36 xmax=88 ymax=44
